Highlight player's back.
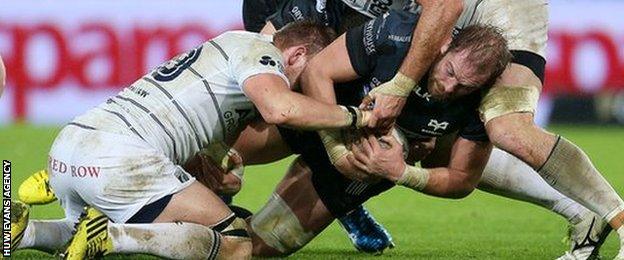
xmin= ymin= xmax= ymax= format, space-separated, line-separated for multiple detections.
xmin=72 ymin=31 xmax=280 ymax=164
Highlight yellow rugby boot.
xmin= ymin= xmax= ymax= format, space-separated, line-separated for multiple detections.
xmin=60 ymin=207 xmax=113 ymax=260
xmin=10 ymin=200 xmax=30 ymax=252
xmin=18 ymin=169 xmax=57 ymax=205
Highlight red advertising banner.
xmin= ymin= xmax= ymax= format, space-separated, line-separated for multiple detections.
xmin=0 ymin=0 xmax=623 ymax=124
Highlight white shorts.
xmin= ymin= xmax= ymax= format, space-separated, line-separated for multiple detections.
xmin=460 ymin=0 xmax=548 ymax=58
xmin=48 ymin=124 xmax=195 ymax=223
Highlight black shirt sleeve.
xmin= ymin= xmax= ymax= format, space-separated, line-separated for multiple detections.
xmin=457 ymin=112 xmax=489 ymax=142
xmin=267 ymin=0 xmax=327 ymax=30
xmin=345 ymin=19 xmax=378 ymax=77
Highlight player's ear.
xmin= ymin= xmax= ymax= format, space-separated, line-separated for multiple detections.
xmin=287 ymin=45 xmax=308 ymax=67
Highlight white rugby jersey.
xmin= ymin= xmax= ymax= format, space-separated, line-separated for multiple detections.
xmin=73 ymin=31 xmax=289 ymax=164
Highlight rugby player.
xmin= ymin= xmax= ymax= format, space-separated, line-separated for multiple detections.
xmin=242 ymin=0 xmax=398 ymax=253
xmin=10 ymin=21 xmax=379 ymax=259
xmin=346 ymin=1 xmax=624 ymax=259
xmin=240 ymin=13 xmax=512 ymax=255
xmin=33 ymin=13 xmax=511 ymax=258
xmin=245 ymin=0 xmax=619 ymax=258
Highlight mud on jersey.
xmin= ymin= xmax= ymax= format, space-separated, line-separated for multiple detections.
xmin=73 ymin=31 xmax=289 ymax=164
xmin=345 ymin=10 xmax=489 ymax=142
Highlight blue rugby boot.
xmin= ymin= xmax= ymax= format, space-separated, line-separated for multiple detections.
xmin=338 ymin=205 xmax=395 ymax=254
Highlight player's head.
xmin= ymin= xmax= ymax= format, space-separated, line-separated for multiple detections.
xmin=273 ymin=20 xmax=337 ymax=84
xmin=428 ymin=24 xmax=512 ymax=101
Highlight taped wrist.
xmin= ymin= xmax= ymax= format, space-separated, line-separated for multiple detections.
xmin=396 ymin=164 xmax=429 ymax=191
xmin=538 ymin=136 xmax=624 ymax=221
xmin=200 ymin=143 xmax=244 ymax=178
xmin=318 ymin=129 xmax=349 ymax=165
xmin=340 ymin=106 xmax=368 ymax=129
xmin=371 ymin=72 xmax=416 ymax=97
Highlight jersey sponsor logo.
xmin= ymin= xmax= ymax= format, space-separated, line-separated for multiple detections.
xmin=316 ymin=0 xmax=326 ymax=13
xmin=259 ymin=55 xmax=285 ymax=73
xmin=363 ymin=20 xmax=376 ymax=54
xmin=128 ymin=85 xmax=150 ymax=98
xmin=48 ymin=157 xmax=101 ymax=178
xmin=290 ymin=6 xmax=305 ymax=21
xmin=259 ymin=55 xmax=277 ymax=66
xmin=427 ymin=119 xmax=449 ymax=132
xmin=367 ymin=0 xmax=392 ymax=17
xmin=413 ymin=86 xmax=431 ymax=102
xmin=152 ymin=45 xmax=203 ymax=82
xmin=388 ymin=34 xmax=411 ymax=43
xmin=223 ymin=108 xmax=254 ymax=136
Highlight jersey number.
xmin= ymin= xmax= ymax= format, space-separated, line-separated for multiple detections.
xmin=152 ymin=45 xmax=203 ymax=82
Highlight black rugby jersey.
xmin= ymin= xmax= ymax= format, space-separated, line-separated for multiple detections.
xmin=344 ymin=10 xmax=488 ymax=142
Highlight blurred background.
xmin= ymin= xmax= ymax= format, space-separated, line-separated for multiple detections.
xmin=0 ymin=0 xmax=624 ymax=126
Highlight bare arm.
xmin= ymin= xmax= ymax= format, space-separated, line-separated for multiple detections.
xmin=243 ymin=73 xmax=356 ymax=130
xmin=419 ymin=137 xmax=492 ymax=198
xmin=364 ymin=1 xmax=463 ymax=132
xmin=350 ymin=133 xmax=492 ymax=199
xmin=300 ymin=34 xmax=360 ymax=104
xmin=259 ymin=21 xmax=277 ymax=35
xmin=399 ymin=0 xmax=463 ymax=82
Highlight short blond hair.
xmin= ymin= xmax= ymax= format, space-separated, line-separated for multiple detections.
xmin=273 ymin=20 xmax=337 ymax=57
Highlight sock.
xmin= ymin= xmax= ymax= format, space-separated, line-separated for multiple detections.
xmin=109 ymin=222 xmax=221 ymax=259
xmin=538 ymin=137 xmax=624 ymax=221
xmin=478 ymin=148 xmax=588 ymax=224
xmin=18 ymin=219 xmax=74 ymax=253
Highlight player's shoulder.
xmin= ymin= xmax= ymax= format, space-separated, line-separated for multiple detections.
xmin=369 ymin=10 xmax=419 ymax=38
xmin=361 ymin=10 xmax=418 ymax=52
xmin=210 ymin=31 xmax=276 ymax=52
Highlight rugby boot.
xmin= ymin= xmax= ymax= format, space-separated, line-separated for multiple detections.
xmin=19 ymin=169 xmax=57 ymax=205
xmin=338 ymin=205 xmax=394 ymax=254
xmin=557 ymin=211 xmax=611 ymax=260
xmin=60 ymin=207 xmax=113 ymax=260
xmin=10 ymin=200 xmax=30 ymax=252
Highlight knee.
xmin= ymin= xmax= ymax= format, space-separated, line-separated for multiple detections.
xmin=485 ymin=115 xmax=535 ymax=161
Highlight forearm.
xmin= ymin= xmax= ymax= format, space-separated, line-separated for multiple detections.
xmin=398 ymin=1 xmax=462 ymax=82
xmin=272 ymin=92 xmax=361 ymax=130
xmin=396 ymin=165 xmax=477 ymax=199
xmin=420 ymin=167 xmax=477 ymax=199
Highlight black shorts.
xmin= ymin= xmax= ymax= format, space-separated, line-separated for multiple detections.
xmin=277 ymin=126 xmax=394 ymax=218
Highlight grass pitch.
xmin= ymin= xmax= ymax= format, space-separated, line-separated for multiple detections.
xmin=1 ymin=124 xmax=623 ymax=259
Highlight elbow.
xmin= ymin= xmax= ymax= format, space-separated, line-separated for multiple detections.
xmin=262 ymin=111 xmax=289 ymax=125
xmin=260 ymin=104 xmax=292 ymax=126
xmin=447 ymin=184 xmax=476 ymax=199
xmin=447 ymin=171 xmax=479 ymax=199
